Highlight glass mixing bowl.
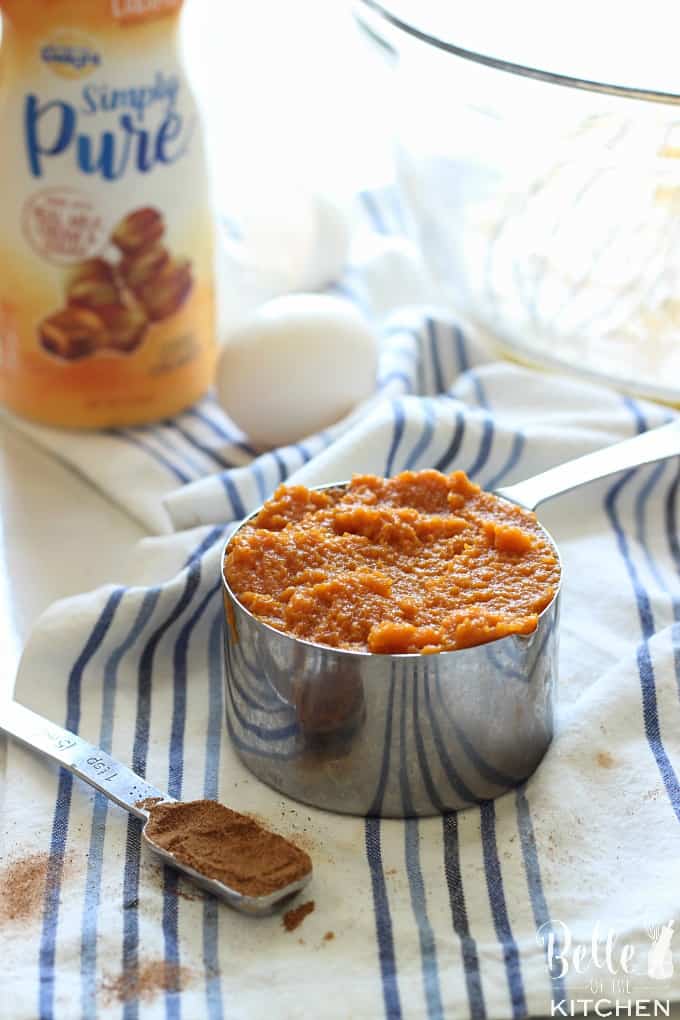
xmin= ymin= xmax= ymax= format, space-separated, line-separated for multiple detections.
xmin=356 ymin=0 xmax=680 ymax=403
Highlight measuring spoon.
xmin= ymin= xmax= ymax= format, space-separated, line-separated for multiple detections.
xmin=1 ymin=700 xmax=312 ymax=915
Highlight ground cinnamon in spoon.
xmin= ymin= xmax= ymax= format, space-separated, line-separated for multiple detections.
xmin=142 ymin=799 xmax=312 ymax=897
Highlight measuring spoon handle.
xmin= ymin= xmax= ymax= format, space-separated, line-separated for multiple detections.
xmin=1 ymin=701 xmax=169 ymax=820
xmin=497 ymin=419 xmax=680 ymax=511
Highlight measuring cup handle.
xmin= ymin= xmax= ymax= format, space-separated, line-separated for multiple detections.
xmin=0 ymin=700 xmax=169 ymax=819
xmin=496 ymin=419 xmax=680 ymax=511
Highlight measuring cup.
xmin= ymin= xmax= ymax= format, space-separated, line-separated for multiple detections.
xmin=221 ymin=420 xmax=680 ymax=817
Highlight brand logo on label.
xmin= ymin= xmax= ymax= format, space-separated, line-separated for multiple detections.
xmin=40 ymin=33 xmax=101 ymax=80
xmin=111 ymin=0 xmax=182 ymax=23
xmin=24 ymin=71 xmax=193 ymax=181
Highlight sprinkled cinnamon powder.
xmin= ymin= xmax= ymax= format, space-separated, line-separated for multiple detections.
xmin=283 ymin=900 xmax=315 ymax=932
xmin=142 ymin=799 xmax=312 ymax=897
xmin=0 ymin=851 xmax=71 ymax=925
xmin=101 ymin=961 xmax=192 ymax=1004
xmin=323 ymin=931 xmax=335 ymax=941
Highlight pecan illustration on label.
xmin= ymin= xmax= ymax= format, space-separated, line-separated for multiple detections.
xmin=38 ymin=206 xmax=193 ymax=360
xmin=97 ymin=298 xmax=148 ymax=353
xmin=39 ymin=306 xmax=108 ymax=359
xmin=66 ymin=258 xmax=117 ymax=288
xmin=119 ymin=244 xmax=170 ymax=291
xmin=111 ymin=207 xmax=165 ymax=254
xmin=67 ymin=277 xmax=121 ymax=309
xmin=137 ymin=256 xmax=193 ymax=320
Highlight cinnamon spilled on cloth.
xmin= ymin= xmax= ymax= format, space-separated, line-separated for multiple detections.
xmin=141 ymin=799 xmax=312 ymax=897
xmin=101 ymin=961 xmax=192 ymax=1005
xmin=1 ymin=852 xmax=50 ymax=924
xmin=282 ymin=900 xmax=315 ymax=932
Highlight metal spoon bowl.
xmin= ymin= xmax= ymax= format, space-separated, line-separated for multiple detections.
xmin=221 ymin=421 xmax=680 ymax=817
xmin=1 ymin=701 xmax=312 ymax=916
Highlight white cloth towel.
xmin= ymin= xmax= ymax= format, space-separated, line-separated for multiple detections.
xmin=4 ymin=189 xmax=680 ymax=1020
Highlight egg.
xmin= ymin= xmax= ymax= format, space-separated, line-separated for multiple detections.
xmin=215 ymin=294 xmax=379 ymax=449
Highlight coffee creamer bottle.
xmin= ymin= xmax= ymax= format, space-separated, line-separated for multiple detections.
xmin=0 ymin=0 xmax=216 ymax=427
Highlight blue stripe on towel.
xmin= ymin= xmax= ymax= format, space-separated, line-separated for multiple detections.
xmin=465 ymin=413 xmax=494 ymax=481
xmin=182 ymin=407 xmax=256 ymax=457
xmin=271 ymin=449 xmax=288 ymax=484
xmin=485 ymin=432 xmax=526 ymax=492
xmin=359 ymin=189 xmax=389 ymax=235
xmin=433 ymin=409 xmax=465 ymax=473
xmin=203 ymin=611 xmax=225 ymax=1020
xmin=409 ymin=327 xmax=427 ymax=395
xmin=220 ymin=474 xmax=247 ymax=520
xmin=398 ymin=671 xmax=444 ymax=1019
xmin=121 ymin=548 xmax=209 ymax=1020
xmin=365 ymin=819 xmax=402 ymax=1020
xmin=39 ymin=586 xmax=125 ymax=1020
xmin=154 ymin=424 xmax=212 ymax=477
xmin=107 ymin=429 xmax=192 ymax=484
xmin=386 ymin=400 xmax=407 ymax=476
xmin=453 ymin=325 xmax=470 ymax=375
xmin=480 ymin=800 xmax=527 ymax=1018
xmin=665 ymin=463 xmax=680 ymax=597
xmin=426 ymin=319 xmax=445 ymax=395
xmin=663 ymin=461 xmax=680 ymax=701
xmin=662 ymin=462 xmax=680 ymax=701
xmin=404 ymin=401 xmax=435 ymax=470
xmin=163 ymin=579 xmax=221 ymax=1020
xmin=251 ymin=460 xmax=269 ymax=502
xmin=365 ymin=667 xmax=401 ymax=1018
xmin=465 ymin=370 xmax=489 ymax=411
xmin=204 ymin=612 xmax=224 ymax=799
xmin=80 ymin=587 xmax=162 ymax=1018
xmin=169 ymin=581 xmax=221 ymax=797
xmin=606 ymin=404 xmax=680 ymax=819
xmin=184 ymin=525 xmax=227 ymax=568
xmin=266 ymin=441 xmax=319 ymax=492
xmin=162 ymin=873 xmax=181 ymax=1020
xmin=442 ymin=813 xmax=487 ymax=1020
xmin=635 ymin=460 xmax=671 ymax=593
xmin=628 ymin=402 xmax=678 ymax=609
xmin=165 ymin=421 xmax=237 ymax=470
xmin=516 ymin=785 xmax=567 ymax=1004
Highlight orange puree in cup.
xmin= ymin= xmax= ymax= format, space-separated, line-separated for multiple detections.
xmin=225 ymin=470 xmax=561 ymax=654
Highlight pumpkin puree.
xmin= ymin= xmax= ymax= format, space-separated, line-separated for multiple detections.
xmin=225 ymin=470 xmax=560 ymax=655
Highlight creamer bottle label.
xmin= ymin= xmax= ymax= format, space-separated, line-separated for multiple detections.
xmin=0 ymin=0 xmax=216 ymax=427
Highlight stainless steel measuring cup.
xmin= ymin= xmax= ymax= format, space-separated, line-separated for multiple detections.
xmin=1 ymin=701 xmax=312 ymax=915
xmin=221 ymin=421 xmax=680 ymax=818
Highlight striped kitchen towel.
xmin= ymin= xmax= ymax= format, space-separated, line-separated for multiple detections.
xmin=5 ymin=187 xmax=680 ymax=1019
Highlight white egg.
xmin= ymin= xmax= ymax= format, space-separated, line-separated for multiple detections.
xmin=215 ymin=294 xmax=379 ymax=449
